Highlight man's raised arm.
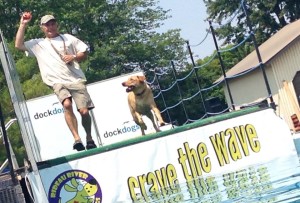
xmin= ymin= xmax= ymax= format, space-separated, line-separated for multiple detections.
xmin=15 ymin=12 xmax=32 ymax=51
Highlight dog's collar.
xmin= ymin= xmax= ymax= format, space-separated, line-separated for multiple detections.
xmin=135 ymin=88 xmax=146 ymax=96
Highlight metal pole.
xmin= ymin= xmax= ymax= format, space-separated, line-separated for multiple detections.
xmin=186 ymin=41 xmax=208 ymax=114
xmin=242 ymin=0 xmax=275 ymax=110
xmin=0 ymin=159 xmax=9 ymax=173
xmin=90 ymin=109 xmax=103 ymax=146
xmin=0 ymin=28 xmax=49 ymax=201
xmin=0 ymin=104 xmax=17 ymax=184
xmin=3 ymin=118 xmax=19 ymax=170
xmin=0 ymin=118 xmax=21 ymax=172
xmin=209 ymin=21 xmax=235 ymax=110
xmin=186 ymin=40 xmax=196 ymax=67
xmin=153 ymin=71 xmax=173 ymax=125
xmin=171 ymin=60 xmax=189 ymax=123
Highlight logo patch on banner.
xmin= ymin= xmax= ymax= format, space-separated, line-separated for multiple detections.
xmin=48 ymin=169 xmax=102 ymax=203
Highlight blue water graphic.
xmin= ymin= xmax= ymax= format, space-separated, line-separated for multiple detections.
xmin=136 ymin=155 xmax=300 ymax=203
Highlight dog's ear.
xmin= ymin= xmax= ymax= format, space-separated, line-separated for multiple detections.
xmin=138 ymin=75 xmax=146 ymax=82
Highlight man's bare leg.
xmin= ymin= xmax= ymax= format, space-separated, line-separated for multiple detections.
xmin=63 ymin=98 xmax=81 ymax=141
xmin=79 ymin=108 xmax=93 ymax=141
xmin=63 ymin=98 xmax=85 ymax=151
xmin=79 ymin=108 xmax=97 ymax=149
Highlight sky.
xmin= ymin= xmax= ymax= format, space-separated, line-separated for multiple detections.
xmin=157 ymin=0 xmax=216 ymax=59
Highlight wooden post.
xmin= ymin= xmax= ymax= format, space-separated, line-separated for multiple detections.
xmin=283 ymin=80 xmax=300 ymax=132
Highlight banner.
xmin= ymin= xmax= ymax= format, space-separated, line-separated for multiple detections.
xmin=27 ymin=108 xmax=299 ymax=202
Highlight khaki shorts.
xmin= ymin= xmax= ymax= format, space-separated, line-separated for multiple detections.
xmin=52 ymin=83 xmax=95 ymax=110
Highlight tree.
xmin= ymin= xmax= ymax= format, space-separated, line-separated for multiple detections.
xmin=10 ymin=0 xmax=186 ymax=81
xmin=0 ymin=0 xmax=188 ymax=105
xmin=203 ymin=0 xmax=300 ymax=46
xmin=0 ymin=0 xmax=188 ymax=166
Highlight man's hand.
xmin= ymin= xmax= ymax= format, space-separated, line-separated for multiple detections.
xmin=62 ymin=54 xmax=76 ymax=65
xmin=21 ymin=11 xmax=32 ymax=25
xmin=63 ymin=52 xmax=87 ymax=64
xmin=15 ymin=11 xmax=32 ymax=51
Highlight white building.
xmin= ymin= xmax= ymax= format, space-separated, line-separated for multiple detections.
xmin=219 ymin=19 xmax=300 ymax=131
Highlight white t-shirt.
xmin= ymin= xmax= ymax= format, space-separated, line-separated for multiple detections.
xmin=24 ymin=34 xmax=88 ymax=86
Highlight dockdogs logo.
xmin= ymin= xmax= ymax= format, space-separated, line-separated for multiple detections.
xmin=48 ymin=170 xmax=102 ymax=203
xmin=33 ymin=102 xmax=64 ymax=120
xmin=103 ymin=124 xmax=140 ymax=138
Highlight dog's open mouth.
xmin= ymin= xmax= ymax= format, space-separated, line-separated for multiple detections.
xmin=126 ymin=85 xmax=135 ymax=92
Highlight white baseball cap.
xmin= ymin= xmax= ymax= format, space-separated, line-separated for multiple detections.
xmin=40 ymin=15 xmax=56 ymax=25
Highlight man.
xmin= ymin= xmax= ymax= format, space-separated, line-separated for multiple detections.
xmin=15 ymin=13 xmax=97 ymax=151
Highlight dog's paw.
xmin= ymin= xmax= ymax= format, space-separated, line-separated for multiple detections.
xmin=159 ymin=122 xmax=166 ymax=126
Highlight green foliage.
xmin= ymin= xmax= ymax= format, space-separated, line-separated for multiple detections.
xmin=0 ymin=0 xmax=188 ymax=167
xmin=1 ymin=0 xmax=187 ymax=78
xmin=0 ymin=123 xmax=26 ymax=167
xmin=204 ymin=0 xmax=300 ymax=46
